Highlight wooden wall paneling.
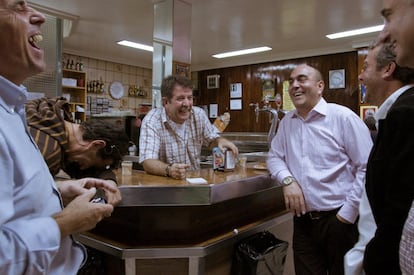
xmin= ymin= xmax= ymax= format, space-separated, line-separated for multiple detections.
xmin=197 ymin=51 xmax=360 ymax=133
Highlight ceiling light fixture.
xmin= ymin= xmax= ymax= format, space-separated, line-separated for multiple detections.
xmin=326 ymin=24 xmax=384 ymax=39
xmin=117 ymin=40 xmax=153 ymax=52
xmin=212 ymin=46 xmax=272 ymax=59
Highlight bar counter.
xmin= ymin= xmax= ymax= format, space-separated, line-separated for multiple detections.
xmin=78 ymin=164 xmax=290 ymax=274
xmin=117 ymin=163 xmax=274 ymax=205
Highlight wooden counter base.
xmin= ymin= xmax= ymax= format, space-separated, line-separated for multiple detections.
xmin=92 ymin=183 xmax=284 ymax=245
xmin=78 ymin=166 xmax=289 ymax=274
xmin=78 ymin=212 xmax=292 ymax=275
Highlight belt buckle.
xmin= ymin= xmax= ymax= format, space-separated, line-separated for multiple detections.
xmin=308 ymin=212 xmax=321 ymax=220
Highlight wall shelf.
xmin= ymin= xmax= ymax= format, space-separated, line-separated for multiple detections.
xmin=62 ymin=69 xmax=87 ymax=122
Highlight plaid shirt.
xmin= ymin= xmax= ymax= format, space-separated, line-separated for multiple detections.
xmin=400 ymin=200 xmax=414 ymax=275
xmin=139 ymin=106 xmax=219 ymax=170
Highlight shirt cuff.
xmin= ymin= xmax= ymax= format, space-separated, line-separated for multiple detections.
xmin=272 ymin=171 xmax=293 ymax=186
xmin=338 ymin=203 xmax=358 ymax=224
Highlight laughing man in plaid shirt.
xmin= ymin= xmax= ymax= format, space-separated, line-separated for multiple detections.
xmin=139 ymin=75 xmax=238 ymax=180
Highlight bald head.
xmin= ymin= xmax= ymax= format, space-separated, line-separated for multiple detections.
xmin=288 ymin=64 xmax=324 ymax=118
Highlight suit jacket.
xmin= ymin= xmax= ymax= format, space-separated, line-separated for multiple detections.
xmin=364 ymin=87 xmax=414 ymax=275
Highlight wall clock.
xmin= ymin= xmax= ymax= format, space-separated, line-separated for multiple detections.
xmin=329 ymin=69 xmax=345 ymax=89
xmin=109 ymin=81 xmax=124 ymax=99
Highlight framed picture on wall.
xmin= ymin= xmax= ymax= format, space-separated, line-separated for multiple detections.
xmin=230 ymin=83 xmax=242 ymax=98
xmin=360 ymin=105 xmax=378 ymax=120
xmin=230 ymin=99 xmax=242 ymax=110
xmin=329 ymin=69 xmax=345 ymax=89
xmin=207 ymin=75 xmax=220 ymax=89
xmin=173 ymin=61 xmax=190 ymax=78
xmin=262 ymin=79 xmax=275 ymax=101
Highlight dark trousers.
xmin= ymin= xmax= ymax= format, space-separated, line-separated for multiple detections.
xmin=293 ymin=210 xmax=358 ymax=275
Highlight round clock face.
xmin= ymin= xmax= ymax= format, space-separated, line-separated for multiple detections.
xmin=329 ymin=70 xmax=345 ymax=89
xmin=109 ymin=81 xmax=124 ymax=99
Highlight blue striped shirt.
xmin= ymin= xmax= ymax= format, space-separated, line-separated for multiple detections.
xmin=0 ymin=76 xmax=85 ymax=274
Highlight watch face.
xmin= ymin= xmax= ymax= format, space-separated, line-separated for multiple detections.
xmin=282 ymin=176 xmax=294 ymax=185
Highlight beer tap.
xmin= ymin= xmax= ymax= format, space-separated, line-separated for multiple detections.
xmin=249 ymin=102 xmax=259 ymax=123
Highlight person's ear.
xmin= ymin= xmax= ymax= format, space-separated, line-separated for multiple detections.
xmin=162 ymin=97 xmax=168 ymax=106
xmin=90 ymin=140 xmax=106 ymax=149
xmin=383 ymin=62 xmax=396 ymax=79
xmin=317 ymin=80 xmax=325 ymax=95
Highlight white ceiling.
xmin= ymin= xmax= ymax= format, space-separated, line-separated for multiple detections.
xmin=29 ymin=0 xmax=384 ymax=71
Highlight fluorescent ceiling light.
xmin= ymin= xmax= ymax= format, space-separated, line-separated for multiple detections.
xmin=326 ymin=24 xmax=384 ymax=39
xmin=212 ymin=46 xmax=272 ymax=58
xmin=117 ymin=40 xmax=153 ymax=52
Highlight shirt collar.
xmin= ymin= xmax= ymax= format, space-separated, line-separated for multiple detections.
xmin=375 ymin=84 xmax=414 ymax=123
xmin=0 ymin=76 xmax=28 ymax=113
xmin=292 ymin=97 xmax=327 ymax=119
xmin=161 ymin=107 xmax=169 ymax=125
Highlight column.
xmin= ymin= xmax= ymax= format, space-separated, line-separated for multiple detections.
xmin=152 ymin=0 xmax=191 ymax=108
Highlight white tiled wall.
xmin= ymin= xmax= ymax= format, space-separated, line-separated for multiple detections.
xmin=63 ymin=53 xmax=152 ymax=115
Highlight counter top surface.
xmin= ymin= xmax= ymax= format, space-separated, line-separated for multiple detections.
xmin=115 ymin=163 xmax=276 ymax=206
xmin=117 ymin=162 xmax=267 ymax=187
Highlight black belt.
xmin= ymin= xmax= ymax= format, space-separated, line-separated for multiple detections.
xmin=303 ymin=208 xmax=339 ymax=220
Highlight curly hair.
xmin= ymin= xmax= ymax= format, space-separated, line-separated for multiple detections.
xmin=161 ymin=74 xmax=193 ymax=101
xmin=80 ymin=119 xmax=129 ymax=168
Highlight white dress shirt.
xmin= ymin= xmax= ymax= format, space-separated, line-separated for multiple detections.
xmin=267 ymin=98 xmax=372 ymax=223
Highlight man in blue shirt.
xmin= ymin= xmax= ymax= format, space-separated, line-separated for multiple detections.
xmin=0 ymin=1 xmax=118 ymax=274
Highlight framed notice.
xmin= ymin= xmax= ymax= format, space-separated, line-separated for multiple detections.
xmin=209 ymin=104 xmax=218 ymax=118
xmin=230 ymin=99 xmax=242 ymax=110
xmin=262 ymin=80 xmax=275 ymax=101
xmin=230 ymin=83 xmax=242 ymax=98
xmin=173 ymin=61 xmax=190 ymax=78
xmin=360 ymin=105 xmax=378 ymax=120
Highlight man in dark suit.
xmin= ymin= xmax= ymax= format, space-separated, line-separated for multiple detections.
xmin=363 ymin=1 xmax=414 ymax=273
xmin=362 ymin=40 xmax=414 ymax=274
xmin=344 ymin=40 xmax=414 ymax=274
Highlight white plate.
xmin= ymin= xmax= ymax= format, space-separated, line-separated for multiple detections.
xmin=109 ymin=81 xmax=124 ymax=99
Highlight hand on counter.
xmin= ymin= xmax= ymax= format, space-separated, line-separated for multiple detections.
xmin=141 ymin=159 xmax=190 ymax=179
xmin=168 ymin=163 xmax=190 ymax=180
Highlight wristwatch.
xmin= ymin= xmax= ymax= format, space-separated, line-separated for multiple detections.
xmin=281 ymin=176 xmax=296 ymax=186
xmin=165 ymin=164 xmax=172 ymax=177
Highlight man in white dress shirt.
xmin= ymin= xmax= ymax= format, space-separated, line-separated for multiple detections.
xmin=267 ymin=64 xmax=372 ymax=275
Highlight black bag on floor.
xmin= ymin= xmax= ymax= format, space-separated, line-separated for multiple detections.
xmin=231 ymin=231 xmax=288 ymax=275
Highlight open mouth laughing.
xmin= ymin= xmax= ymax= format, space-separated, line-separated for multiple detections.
xmin=29 ymin=34 xmax=43 ymax=49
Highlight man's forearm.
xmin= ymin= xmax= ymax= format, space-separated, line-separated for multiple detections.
xmin=142 ymin=159 xmax=169 ymax=177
